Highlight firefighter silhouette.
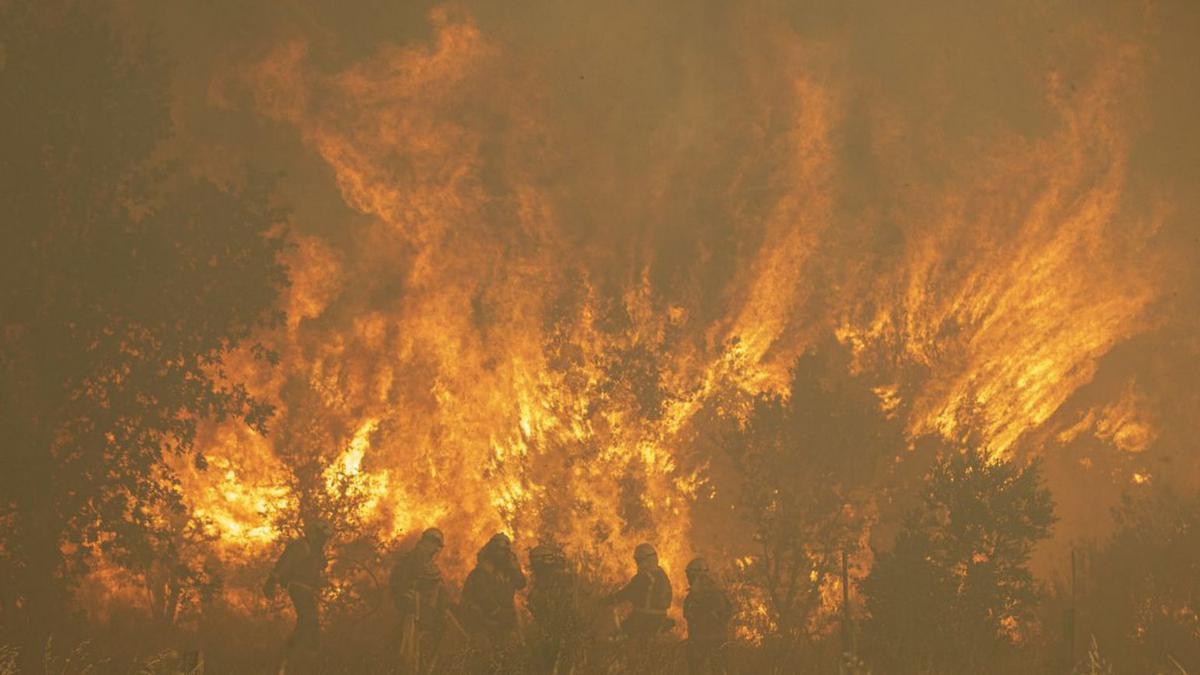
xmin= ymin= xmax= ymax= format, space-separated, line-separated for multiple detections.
xmin=527 ymin=542 xmax=584 ymax=673
xmin=389 ymin=527 xmax=449 ymax=673
xmin=605 ymin=542 xmax=674 ymax=638
xmin=264 ymin=520 xmax=331 ymax=671
xmin=683 ymin=557 xmax=733 ymax=674
xmin=461 ymin=532 xmax=528 ymax=648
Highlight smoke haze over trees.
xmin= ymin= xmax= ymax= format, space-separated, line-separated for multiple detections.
xmin=1 ymin=0 xmax=1199 ymax=672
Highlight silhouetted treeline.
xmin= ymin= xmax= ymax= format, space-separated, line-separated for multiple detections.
xmin=0 ymin=0 xmax=288 ymax=666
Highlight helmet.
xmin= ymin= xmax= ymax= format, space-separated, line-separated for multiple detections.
xmin=686 ymin=557 xmax=709 ymax=576
xmin=420 ymin=527 xmax=445 ymax=549
xmin=634 ymin=542 xmax=657 ymax=561
xmin=488 ymin=532 xmax=512 ymax=550
xmin=529 ymin=543 xmax=566 ymax=568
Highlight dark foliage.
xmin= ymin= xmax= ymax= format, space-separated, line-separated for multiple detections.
xmin=861 ymin=443 xmax=1055 ymax=674
xmin=0 ymin=0 xmax=287 ymax=650
xmin=720 ymin=340 xmax=903 ymax=642
xmin=1080 ymin=488 xmax=1200 ymax=674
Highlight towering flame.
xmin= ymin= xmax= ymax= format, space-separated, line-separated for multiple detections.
xmin=129 ymin=2 xmax=1187 ymax=628
xmin=840 ymin=43 xmax=1160 ymax=456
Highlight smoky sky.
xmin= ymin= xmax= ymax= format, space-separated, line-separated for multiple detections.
xmin=135 ymin=0 xmax=1200 ymax=312
xmin=132 ymin=0 xmax=1200 ymax=267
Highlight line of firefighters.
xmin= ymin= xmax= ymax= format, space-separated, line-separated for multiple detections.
xmin=264 ymin=523 xmax=733 ymax=673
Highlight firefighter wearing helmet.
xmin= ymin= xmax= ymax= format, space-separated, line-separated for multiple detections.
xmin=389 ymin=527 xmax=449 ymax=672
xmin=604 ymin=542 xmax=674 ymax=638
xmin=461 ymin=532 xmax=528 ymax=647
xmin=684 ymin=557 xmax=733 ymax=674
xmin=527 ymin=542 xmax=583 ymax=672
xmin=527 ymin=542 xmax=575 ymax=628
xmin=264 ymin=519 xmax=332 ymax=670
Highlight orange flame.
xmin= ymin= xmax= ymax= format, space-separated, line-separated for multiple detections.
xmin=93 ymin=5 xmax=1169 ymax=632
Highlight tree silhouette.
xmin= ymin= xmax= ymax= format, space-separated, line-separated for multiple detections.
xmin=0 ymin=0 xmax=287 ymax=651
xmin=860 ymin=441 xmax=1055 ymax=674
xmin=1081 ymin=488 xmax=1200 ymax=674
xmin=720 ymin=339 xmax=902 ymax=645
xmin=271 ymin=374 xmax=372 ymax=539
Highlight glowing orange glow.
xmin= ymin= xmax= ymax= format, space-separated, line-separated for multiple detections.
xmin=838 ymin=45 xmax=1159 ymax=459
xmin=109 ymin=5 xmax=1168 ymax=633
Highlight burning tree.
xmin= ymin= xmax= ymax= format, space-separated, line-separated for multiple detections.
xmin=532 ymin=278 xmax=685 ymax=565
xmin=266 ymin=375 xmax=390 ymax=627
xmin=104 ymin=498 xmax=223 ymax=631
xmin=0 ymin=0 xmax=287 ymax=655
xmin=719 ymin=340 xmax=902 ymax=644
xmin=860 ymin=440 xmax=1055 ymax=674
xmin=271 ymin=375 xmax=371 ymax=539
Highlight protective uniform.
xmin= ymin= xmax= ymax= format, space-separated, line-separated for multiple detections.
xmin=607 ymin=542 xmax=673 ymax=638
xmin=390 ymin=527 xmax=448 ymax=673
xmin=527 ymin=543 xmax=578 ymax=627
xmin=683 ymin=558 xmax=733 ymax=674
xmin=461 ymin=533 xmax=527 ymax=645
xmin=264 ymin=521 xmax=330 ymax=665
xmin=527 ymin=543 xmax=583 ymax=672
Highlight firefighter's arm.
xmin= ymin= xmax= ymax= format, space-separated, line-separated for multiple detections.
xmin=494 ymin=550 xmax=527 ymax=591
xmin=476 ymin=582 xmax=504 ymax=623
xmin=461 ymin=574 xmax=490 ymax=626
xmin=605 ymin=573 xmax=645 ymax=605
xmin=387 ymin=565 xmax=405 ymax=607
xmin=510 ymin=556 xmax=528 ymax=591
xmin=264 ymin=543 xmax=295 ymax=598
xmin=389 ymin=560 xmax=419 ymax=612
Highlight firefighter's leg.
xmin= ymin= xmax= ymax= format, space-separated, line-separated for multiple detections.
xmin=286 ymin=585 xmax=320 ymax=672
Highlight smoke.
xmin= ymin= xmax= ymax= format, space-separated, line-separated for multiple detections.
xmin=119 ymin=0 xmax=1200 ymax=593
